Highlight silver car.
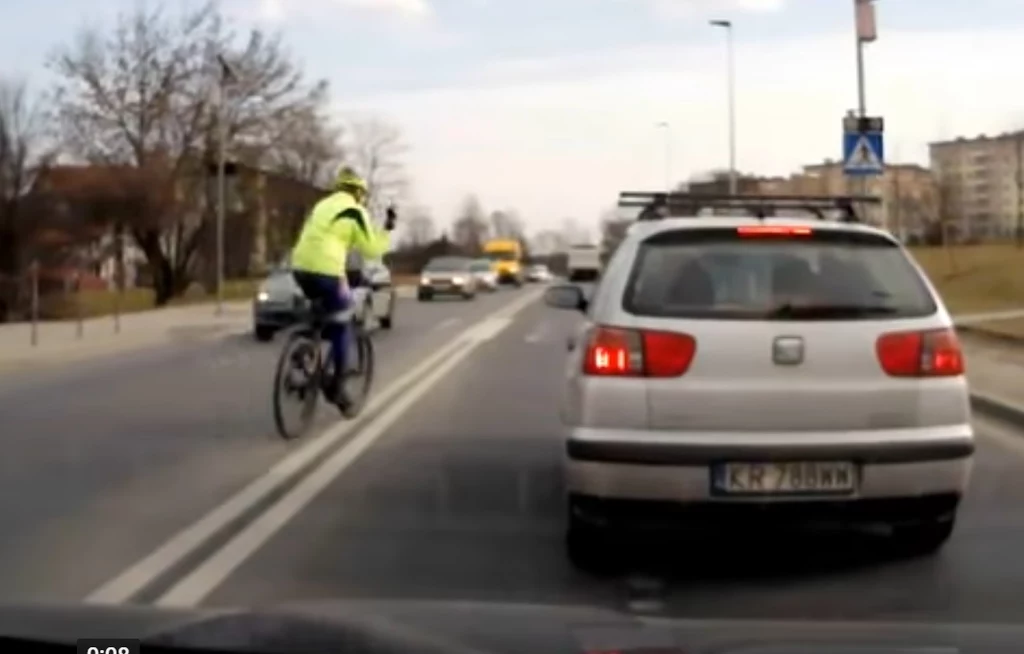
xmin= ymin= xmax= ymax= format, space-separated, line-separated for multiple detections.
xmin=417 ymin=256 xmax=479 ymax=301
xmin=470 ymin=259 xmax=499 ymax=292
xmin=545 ymin=197 xmax=972 ymax=567
xmin=253 ymin=257 xmax=396 ymax=340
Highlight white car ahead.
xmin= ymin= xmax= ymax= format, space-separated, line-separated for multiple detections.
xmin=545 ymin=192 xmax=973 ymax=569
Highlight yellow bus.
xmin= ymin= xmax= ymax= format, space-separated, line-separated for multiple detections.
xmin=482 ymin=238 xmax=524 ymax=286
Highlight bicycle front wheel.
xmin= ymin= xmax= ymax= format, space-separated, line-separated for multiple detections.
xmin=338 ymin=329 xmax=376 ymax=419
xmin=273 ymin=330 xmax=322 ymax=439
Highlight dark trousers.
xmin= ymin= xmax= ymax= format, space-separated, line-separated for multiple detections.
xmin=292 ymin=270 xmax=352 ymax=375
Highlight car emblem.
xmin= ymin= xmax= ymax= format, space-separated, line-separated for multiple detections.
xmin=772 ymin=336 xmax=804 ymax=365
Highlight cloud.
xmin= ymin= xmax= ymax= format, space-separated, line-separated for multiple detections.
xmin=236 ymin=0 xmax=432 ymax=24
xmin=643 ymin=0 xmax=786 ymax=20
xmin=336 ymin=26 xmax=1024 ymax=233
xmin=331 ymin=0 xmax=432 ymax=20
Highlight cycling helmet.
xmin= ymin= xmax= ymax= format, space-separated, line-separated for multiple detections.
xmin=335 ymin=166 xmax=369 ymax=200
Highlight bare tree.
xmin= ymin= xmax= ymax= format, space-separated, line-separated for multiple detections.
xmin=451 ymin=194 xmax=488 ymax=253
xmin=530 ymin=229 xmax=567 ymax=255
xmin=0 ymin=79 xmax=56 ymax=319
xmin=599 ymin=208 xmax=630 ymax=266
xmin=266 ymin=102 xmax=344 ymax=189
xmin=343 ymin=116 xmax=409 ymax=217
xmin=48 ymin=2 xmax=331 ymax=304
xmin=489 ymin=209 xmax=525 ymax=240
xmin=560 ymin=217 xmax=595 ymax=246
xmin=934 ymin=173 xmax=959 ymax=271
xmin=0 ymin=80 xmax=49 ymax=264
xmin=400 ymin=206 xmax=436 ymax=247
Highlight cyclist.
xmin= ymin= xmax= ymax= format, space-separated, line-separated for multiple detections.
xmin=290 ymin=166 xmax=396 ymax=408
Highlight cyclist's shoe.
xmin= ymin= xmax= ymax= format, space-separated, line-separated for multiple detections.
xmin=323 ymin=369 xmax=354 ymax=410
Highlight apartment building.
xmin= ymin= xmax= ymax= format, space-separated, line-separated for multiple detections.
xmin=929 ymin=132 xmax=1024 ymax=241
xmin=756 ymin=161 xmax=938 ymax=240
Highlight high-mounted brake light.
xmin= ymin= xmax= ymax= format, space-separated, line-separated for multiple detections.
xmin=736 ymin=225 xmax=813 ymax=237
xmin=583 ymin=326 xmax=696 ymax=377
xmin=876 ymin=328 xmax=964 ymax=377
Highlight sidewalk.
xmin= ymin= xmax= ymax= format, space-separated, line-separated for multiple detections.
xmin=0 ymin=301 xmax=251 ymax=372
xmin=0 ymin=285 xmax=420 ymax=373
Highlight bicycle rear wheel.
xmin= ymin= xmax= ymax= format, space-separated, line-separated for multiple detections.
xmin=338 ymin=327 xmax=376 ymax=419
xmin=273 ymin=329 xmax=322 ymax=439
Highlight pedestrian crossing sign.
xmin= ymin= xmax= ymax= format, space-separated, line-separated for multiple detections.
xmin=843 ymin=129 xmax=884 ymax=176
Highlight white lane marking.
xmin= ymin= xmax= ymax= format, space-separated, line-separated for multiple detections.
xmin=524 ymin=319 xmax=554 ymax=344
xmin=85 ymin=287 xmax=543 ymax=605
xmin=155 ymin=303 xmax=535 ymax=606
xmin=431 ymin=317 xmax=461 ymax=332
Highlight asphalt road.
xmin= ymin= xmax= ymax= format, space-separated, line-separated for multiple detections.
xmin=0 ymin=286 xmax=530 ymax=601
xmin=7 ymin=283 xmax=1024 ymax=627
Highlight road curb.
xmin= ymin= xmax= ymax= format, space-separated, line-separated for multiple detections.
xmin=971 ymin=391 xmax=1024 ymax=429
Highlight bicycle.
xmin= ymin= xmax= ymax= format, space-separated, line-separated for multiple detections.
xmin=272 ymin=289 xmax=376 ymax=440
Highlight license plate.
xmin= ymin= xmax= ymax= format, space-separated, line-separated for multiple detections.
xmin=713 ymin=461 xmax=856 ymax=496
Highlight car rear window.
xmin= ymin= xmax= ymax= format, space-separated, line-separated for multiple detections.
xmin=623 ymin=227 xmax=937 ymax=320
xmin=426 ymin=257 xmax=469 ymax=271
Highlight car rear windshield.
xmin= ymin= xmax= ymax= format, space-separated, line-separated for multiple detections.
xmin=623 ymin=227 xmax=937 ymax=320
xmin=425 ymin=257 xmax=469 ymax=271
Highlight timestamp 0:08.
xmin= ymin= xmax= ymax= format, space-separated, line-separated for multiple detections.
xmin=76 ymin=638 xmax=141 ymax=654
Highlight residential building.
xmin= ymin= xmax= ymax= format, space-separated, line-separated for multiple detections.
xmin=755 ymin=161 xmax=938 ymax=240
xmin=929 ymin=132 xmax=1024 ymax=241
xmin=31 ymin=162 xmax=323 ymax=290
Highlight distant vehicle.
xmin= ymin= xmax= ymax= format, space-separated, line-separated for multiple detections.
xmin=469 ymin=259 xmax=499 ymax=291
xmin=526 ymin=263 xmax=553 ymax=283
xmin=482 ymin=239 xmax=524 ymax=286
xmin=545 ymin=191 xmax=972 ymax=569
xmin=418 ymin=256 xmax=479 ymax=301
xmin=567 ymin=244 xmax=601 ymax=282
xmin=253 ymin=256 xmax=395 ymax=341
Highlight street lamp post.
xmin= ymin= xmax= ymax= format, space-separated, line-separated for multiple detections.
xmin=710 ymin=19 xmax=737 ymax=195
xmin=853 ymin=0 xmax=877 ymax=212
xmin=215 ymin=54 xmax=237 ymax=316
xmin=656 ymin=121 xmax=672 ymax=192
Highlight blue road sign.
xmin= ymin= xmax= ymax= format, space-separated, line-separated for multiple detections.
xmin=843 ymin=127 xmax=884 ymax=176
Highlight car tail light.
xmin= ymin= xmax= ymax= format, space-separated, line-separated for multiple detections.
xmin=876 ymin=328 xmax=964 ymax=377
xmin=583 ymin=326 xmax=696 ymax=377
xmin=736 ymin=225 xmax=813 ymax=237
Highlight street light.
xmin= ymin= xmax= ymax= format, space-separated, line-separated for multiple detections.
xmin=709 ymin=19 xmax=737 ymax=195
xmin=215 ymin=54 xmax=237 ymax=316
xmin=656 ymin=121 xmax=673 ymax=192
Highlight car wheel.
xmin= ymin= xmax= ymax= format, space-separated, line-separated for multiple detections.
xmin=566 ymin=516 xmax=618 ymax=576
xmin=254 ymin=325 xmax=275 ymax=342
xmin=890 ymin=517 xmax=955 ymax=556
xmin=379 ymin=294 xmax=394 ymax=329
xmin=417 ymin=291 xmax=432 ymax=302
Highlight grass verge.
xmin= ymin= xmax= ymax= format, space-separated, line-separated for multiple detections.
xmin=910 ymin=244 xmax=1024 ymax=339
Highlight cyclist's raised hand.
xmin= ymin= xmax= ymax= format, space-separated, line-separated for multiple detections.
xmin=384 ymin=204 xmax=398 ymax=231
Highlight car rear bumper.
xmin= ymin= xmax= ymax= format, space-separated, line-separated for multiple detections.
xmin=565 ymin=424 xmax=974 ymax=516
xmin=419 ymin=283 xmax=471 ymax=295
xmin=253 ymin=304 xmax=299 ymax=328
xmin=568 ymin=492 xmax=963 ymax=531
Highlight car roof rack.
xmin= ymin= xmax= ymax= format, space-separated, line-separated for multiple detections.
xmin=618 ymin=192 xmax=883 ymax=224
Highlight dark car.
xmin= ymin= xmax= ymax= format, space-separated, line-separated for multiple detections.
xmin=253 ymin=257 xmax=396 ymax=341
xmin=252 ymin=259 xmax=305 ymax=341
xmin=417 ymin=256 xmax=478 ymax=301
